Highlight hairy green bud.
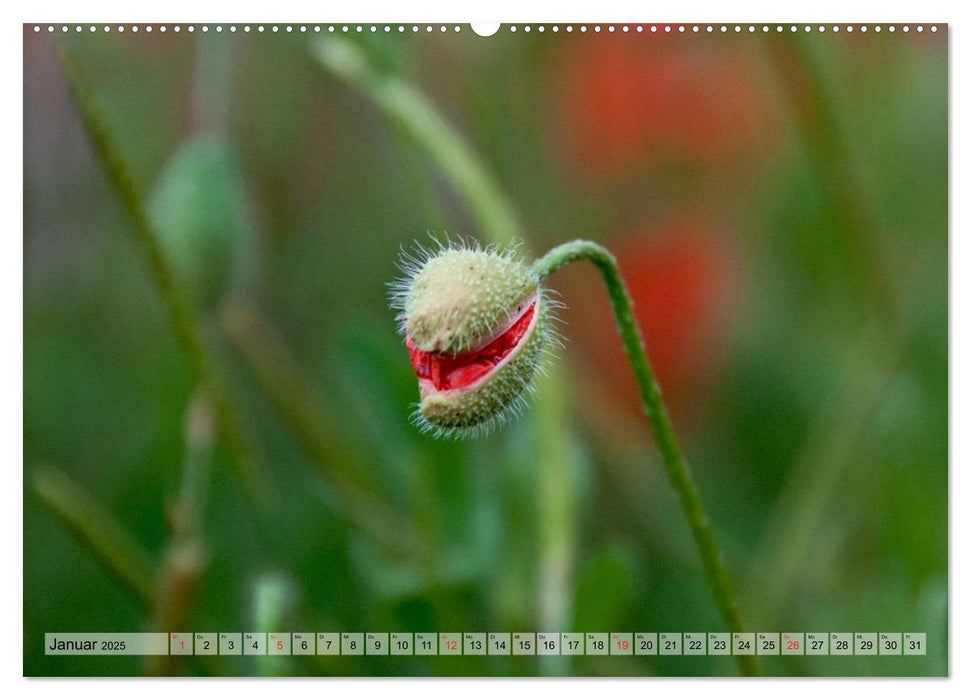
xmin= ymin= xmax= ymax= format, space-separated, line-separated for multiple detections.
xmin=391 ymin=239 xmax=559 ymax=438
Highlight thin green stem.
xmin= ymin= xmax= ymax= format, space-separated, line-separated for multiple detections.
xmin=767 ymin=35 xmax=899 ymax=330
xmin=57 ymin=44 xmax=272 ymax=508
xmin=534 ymin=367 xmax=575 ymax=676
xmin=534 ymin=240 xmax=756 ymax=676
xmin=148 ymin=391 xmax=215 ymax=675
xmin=192 ymin=33 xmax=232 ymax=136
xmin=32 ymin=466 xmax=158 ymax=605
xmin=746 ymin=322 xmax=895 ymax=630
xmin=312 ymin=36 xmax=521 ymax=246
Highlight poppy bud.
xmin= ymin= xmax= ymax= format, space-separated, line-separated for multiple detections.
xmin=391 ymin=240 xmax=557 ymax=438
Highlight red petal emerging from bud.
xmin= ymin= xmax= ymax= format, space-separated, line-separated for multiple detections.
xmin=406 ymin=300 xmax=537 ymax=392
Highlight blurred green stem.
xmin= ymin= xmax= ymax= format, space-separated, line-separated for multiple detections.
xmin=312 ymin=36 xmax=521 ymax=246
xmin=534 ymin=367 xmax=575 ymax=676
xmin=148 ymin=391 xmax=214 ymax=675
xmin=769 ymin=35 xmax=899 ymax=328
xmin=252 ymin=573 xmax=292 ymax=676
xmin=534 ymin=240 xmax=756 ymax=676
xmin=32 ymin=466 xmax=157 ymax=604
xmin=750 ymin=33 xmax=909 ymax=634
xmin=192 ymin=33 xmax=231 ymax=136
xmin=220 ymin=300 xmax=422 ymax=555
xmin=58 ymin=45 xmax=272 ymax=507
xmin=746 ymin=324 xmax=896 ymax=629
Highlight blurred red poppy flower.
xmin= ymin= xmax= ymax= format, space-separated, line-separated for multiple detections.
xmin=551 ymin=37 xmax=777 ymax=181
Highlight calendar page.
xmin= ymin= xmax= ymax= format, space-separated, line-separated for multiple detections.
xmin=22 ymin=19 xmax=948 ymax=678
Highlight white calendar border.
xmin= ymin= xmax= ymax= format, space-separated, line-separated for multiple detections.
xmin=5 ymin=0 xmax=966 ymax=698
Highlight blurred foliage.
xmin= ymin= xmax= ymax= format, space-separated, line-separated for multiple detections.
xmin=150 ymin=136 xmax=253 ymax=309
xmin=23 ymin=25 xmax=947 ymax=677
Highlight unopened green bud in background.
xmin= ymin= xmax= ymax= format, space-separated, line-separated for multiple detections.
xmin=150 ymin=135 xmax=253 ymax=310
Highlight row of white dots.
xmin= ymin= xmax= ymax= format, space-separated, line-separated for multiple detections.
xmin=32 ymin=24 xmax=940 ymax=35
xmin=32 ymin=25 xmax=464 ymax=34
xmin=509 ymin=24 xmax=938 ymax=33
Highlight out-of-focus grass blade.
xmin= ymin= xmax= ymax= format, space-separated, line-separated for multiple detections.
xmin=220 ymin=301 xmax=421 ymax=555
xmin=32 ymin=466 xmax=157 ymax=605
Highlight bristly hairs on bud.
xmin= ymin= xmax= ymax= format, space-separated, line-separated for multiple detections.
xmin=389 ymin=233 xmax=524 ymax=339
xmin=389 ymin=234 xmax=563 ymax=439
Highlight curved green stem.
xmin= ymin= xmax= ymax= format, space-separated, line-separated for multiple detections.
xmin=534 ymin=240 xmax=756 ymax=676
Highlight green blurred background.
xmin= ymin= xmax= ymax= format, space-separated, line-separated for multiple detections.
xmin=23 ymin=23 xmax=947 ymax=676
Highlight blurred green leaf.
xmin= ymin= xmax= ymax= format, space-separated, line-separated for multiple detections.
xmin=572 ymin=544 xmax=635 ymax=633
